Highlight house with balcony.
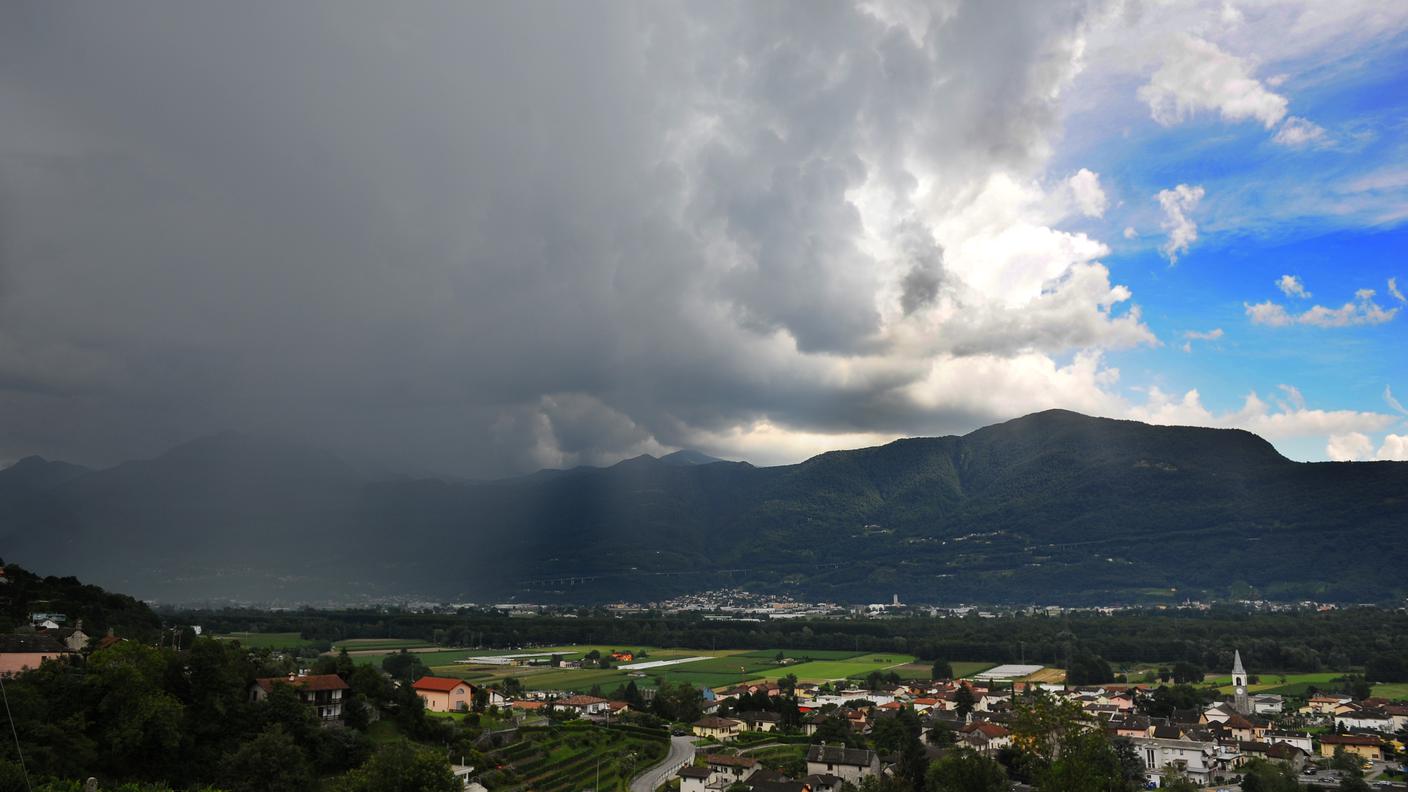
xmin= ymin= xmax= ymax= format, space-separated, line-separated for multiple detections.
xmin=251 ymin=673 xmax=349 ymax=722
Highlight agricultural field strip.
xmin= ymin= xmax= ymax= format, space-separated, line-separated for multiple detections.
xmin=616 ymin=656 xmax=712 ymax=670
xmin=753 ymin=653 xmax=918 ymax=683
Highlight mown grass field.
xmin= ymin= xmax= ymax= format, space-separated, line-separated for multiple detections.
xmin=952 ymin=661 xmax=996 ymax=678
xmin=779 ymin=653 xmax=917 ymax=682
xmin=1207 ymin=671 xmax=1346 ymax=695
xmin=211 ymin=632 xmax=313 ymax=650
xmin=1372 ymin=682 xmax=1408 ymax=700
xmin=334 ymin=638 xmax=434 ymax=651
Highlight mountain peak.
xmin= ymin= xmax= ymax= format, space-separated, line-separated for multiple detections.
xmin=0 ymin=455 xmax=90 ymax=488
xmin=659 ymin=449 xmax=725 ymax=466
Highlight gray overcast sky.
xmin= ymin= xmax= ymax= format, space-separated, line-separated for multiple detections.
xmin=3 ymin=1 xmax=1406 ymax=476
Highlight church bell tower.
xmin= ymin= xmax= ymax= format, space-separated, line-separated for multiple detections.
xmin=1232 ymin=649 xmax=1250 ymax=715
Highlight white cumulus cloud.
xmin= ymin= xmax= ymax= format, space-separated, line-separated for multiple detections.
xmin=1067 ymin=168 xmax=1108 ymax=218
xmin=1327 ymin=432 xmax=1374 ymax=461
xmin=1276 ymin=274 xmax=1311 ymax=298
xmin=1378 ymin=434 xmax=1408 ymax=461
xmin=1389 ymin=277 xmax=1406 ymax=303
xmin=1246 ymin=288 xmax=1398 ymax=328
xmin=1157 ymin=184 xmax=1205 ymax=263
xmin=1138 ymin=34 xmax=1288 ymax=130
xmin=1130 ymin=387 xmax=1397 ymax=445
xmin=1273 ymin=116 xmax=1328 ymax=148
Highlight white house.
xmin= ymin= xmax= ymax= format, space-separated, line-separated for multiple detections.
xmin=1129 ymin=736 xmax=1242 ymax=787
xmin=678 ymin=765 xmax=711 ymax=792
xmin=805 ymin=744 xmax=880 ymax=784
xmin=1334 ymin=710 xmax=1395 ymax=733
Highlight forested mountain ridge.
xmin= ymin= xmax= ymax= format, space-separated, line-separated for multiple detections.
xmin=1 ymin=410 xmax=1405 ymax=604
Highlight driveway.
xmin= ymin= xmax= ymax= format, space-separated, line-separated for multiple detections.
xmin=631 ymin=735 xmax=697 ymax=792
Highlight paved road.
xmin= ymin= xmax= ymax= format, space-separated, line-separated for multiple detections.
xmin=631 ymin=735 xmax=696 ymax=792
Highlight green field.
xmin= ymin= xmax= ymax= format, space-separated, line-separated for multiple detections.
xmin=780 ymin=653 xmax=917 ymax=682
xmin=733 ymin=649 xmax=875 ymax=661
xmin=212 ymin=632 xmax=313 ymax=650
xmin=334 ymin=638 xmax=434 ymax=651
xmin=1372 ymin=682 xmax=1408 ymax=700
xmin=1207 ymin=671 xmax=1347 ymax=696
xmin=344 ymin=644 xmax=946 ymax=692
xmin=952 ymin=661 xmax=996 ymax=678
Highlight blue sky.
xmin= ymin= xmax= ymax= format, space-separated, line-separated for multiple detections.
xmin=1046 ymin=21 xmax=1408 ymax=461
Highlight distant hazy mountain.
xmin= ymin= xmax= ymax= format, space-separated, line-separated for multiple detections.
xmin=658 ymin=449 xmax=727 ymax=466
xmin=2 ymin=411 xmax=1405 ymax=605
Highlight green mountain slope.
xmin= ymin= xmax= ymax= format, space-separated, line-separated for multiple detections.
xmin=1 ymin=410 xmax=1405 ymax=604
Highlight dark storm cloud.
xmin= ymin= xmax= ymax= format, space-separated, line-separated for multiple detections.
xmin=0 ymin=0 xmax=1152 ymax=475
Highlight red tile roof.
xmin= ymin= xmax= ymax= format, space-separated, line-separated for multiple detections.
xmin=255 ymin=673 xmax=349 ymax=693
xmin=961 ymin=722 xmax=1010 ymax=738
xmin=412 ymin=676 xmax=472 ymax=693
xmin=558 ymin=695 xmax=608 ymax=706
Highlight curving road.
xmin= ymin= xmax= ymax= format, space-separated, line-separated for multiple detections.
xmin=631 ymin=735 xmax=697 ymax=792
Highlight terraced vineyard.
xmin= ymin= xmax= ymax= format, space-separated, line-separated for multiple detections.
xmin=481 ymin=722 xmax=668 ymax=792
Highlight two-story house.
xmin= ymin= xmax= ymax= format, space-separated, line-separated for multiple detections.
xmin=251 ymin=673 xmax=349 ymax=722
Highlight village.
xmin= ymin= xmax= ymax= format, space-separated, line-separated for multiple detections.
xmin=3 ymin=574 xmax=1407 ymax=791
xmin=367 ymin=650 xmax=1408 ymax=791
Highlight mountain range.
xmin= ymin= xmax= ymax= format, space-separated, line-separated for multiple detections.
xmin=2 ymin=410 xmax=1405 ymax=605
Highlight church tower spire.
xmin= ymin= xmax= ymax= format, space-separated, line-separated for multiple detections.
xmin=1232 ymin=650 xmax=1250 ymax=715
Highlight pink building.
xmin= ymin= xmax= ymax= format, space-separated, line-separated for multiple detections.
xmin=0 ymin=634 xmax=72 ymax=677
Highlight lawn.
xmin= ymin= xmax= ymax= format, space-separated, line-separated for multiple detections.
xmin=211 ymin=632 xmax=313 ymax=650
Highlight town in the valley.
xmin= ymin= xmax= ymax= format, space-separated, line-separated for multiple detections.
xmin=4 ymin=567 xmax=1407 ymax=792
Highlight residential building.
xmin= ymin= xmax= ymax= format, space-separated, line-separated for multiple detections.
xmin=1129 ymin=736 xmax=1242 ymax=787
xmin=554 ymin=694 xmax=611 ymax=717
xmin=958 ymin=721 xmax=1011 ymax=754
xmin=737 ymin=710 xmax=781 ymax=732
xmin=1263 ymin=731 xmax=1313 ymax=754
xmin=251 ymin=673 xmax=349 ymax=722
xmin=678 ymin=765 xmax=712 ymax=792
xmin=804 ymin=744 xmax=879 ymax=784
xmin=412 ymin=676 xmax=477 ymax=712
xmin=1318 ymin=734 xmax=1384 ymax=762
xmin=0 ymin=634 xmax=72 ymax=677
xmin=693 ymin=716 xmax=743 ymax=741
xmin=1334 ymin=708 xmax=1395 ymax=733
xmin=703 ymin=754 xmax=759 ymax=786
